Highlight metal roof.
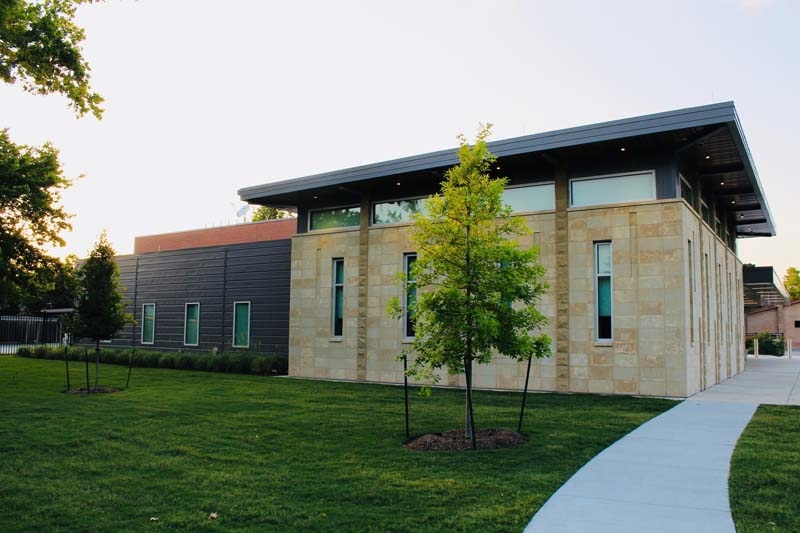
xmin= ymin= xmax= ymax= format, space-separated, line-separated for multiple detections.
xmin=238 ymin=102 xmax=775 ymax=237
xmin=743 ymin=266 xmax=791 ymax=310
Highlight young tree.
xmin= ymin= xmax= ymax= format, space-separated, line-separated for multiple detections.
xmin=0 ymin=0 xmax=104 ymax=118
xmin=785 ymin=267 xmax=800 ymax=301
xmin=390 ymin=125 xmax=551 ymax=446
xmin=74 ymin=232 xmax=131 ymax=388
xmin=0 ymin=129 xmax=72 ymax=309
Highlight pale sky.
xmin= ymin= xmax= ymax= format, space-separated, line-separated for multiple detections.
xmin=1 ymin=0 xmax=798 ymax=275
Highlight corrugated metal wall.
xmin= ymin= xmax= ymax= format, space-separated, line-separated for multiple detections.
xmin=111 ymin=239 xmax=290 ymax=356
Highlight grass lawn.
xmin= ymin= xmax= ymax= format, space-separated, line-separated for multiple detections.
xmin=0 ymin=356 xmax=674 ymax=532
xmin=730 ymin=405 xmax=800 ymax=533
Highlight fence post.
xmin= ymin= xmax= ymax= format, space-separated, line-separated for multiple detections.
xmin=754 ymin=338 xmax=759 ymax=358
xmin=789 ymin=339 xmax=793 ymax=359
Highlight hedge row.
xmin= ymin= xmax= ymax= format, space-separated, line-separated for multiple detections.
xmin=15 ymin=345 xmax=288 ymax=376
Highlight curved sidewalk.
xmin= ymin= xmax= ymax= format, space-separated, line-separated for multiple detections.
xmin=525 ymin=356 xmax=800 ymax=533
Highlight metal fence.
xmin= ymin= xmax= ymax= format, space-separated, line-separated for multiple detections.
xmin=0 ymin=313 xmax=63 ymax=355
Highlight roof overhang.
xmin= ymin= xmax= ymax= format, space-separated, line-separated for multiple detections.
xmin=743 ymin=266 xmax=790 ymax=310
xmin=238 ymin=102 xmax=775 ymax=237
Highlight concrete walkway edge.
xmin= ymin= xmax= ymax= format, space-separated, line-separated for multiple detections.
xmin=525 ymin=357 xmax=800 ymax=532
xmin=524 ymin=400 xmax=757 ymax=533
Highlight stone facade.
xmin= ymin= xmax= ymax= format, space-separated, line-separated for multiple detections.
xmin=287 ymin=196 xmax=744 ymax=398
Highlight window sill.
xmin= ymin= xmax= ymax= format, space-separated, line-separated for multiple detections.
xmin=329 ymin=337 xmax=343 ymax=343
xmin=401 ymin=338 xmax=414 ymax=344
xmin=594 ymin=342 xmax=613 ymax=348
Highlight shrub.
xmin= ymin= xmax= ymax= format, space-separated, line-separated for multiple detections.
xmin=14 ymin=345 xmax=288 ymax=377
xmin=746 ymin=332 xmax=785 ymax=356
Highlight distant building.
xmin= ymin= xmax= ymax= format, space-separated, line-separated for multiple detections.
xmin=238 ymin=102 xmax=776 ymax=397
xmin=109 ymin=219 xmax=294 ymax=355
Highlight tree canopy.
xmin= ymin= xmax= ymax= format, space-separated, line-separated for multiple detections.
xmin=0 ymin=129 xmax=72 ymax=309
xmin=251 ymin=205 xmax=292 ymax=222
xmin=0 ymin=0 xmax=103 ymax=118
xmin=390 ymin=125 xmax=551 ymax=442
xmin=785 ymin=267 xmax=800 ymax=301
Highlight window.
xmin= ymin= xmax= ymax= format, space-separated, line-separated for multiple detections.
xmin=309 ymin=206 xmax=361 ymax=231
xmin=184 ymin=303 xmax=200 ymax=346
xmin=595 ymin=242 xmax=612 ymax=341
xmin=332 ymin=259 xmax=344 ymax=337
xmin=372 ymin=198 xmax=424 ymax=225
xmin=501 ymin=182 xmax=555 ymax=212
xmin=701 ymin=201 xmax=711 ymax=226
xmin=795 ymin=321 xmax=800 ymax=328
xmin=688 ymin=240 xmax=694 ymax=343
xmin=141 ymin=303 xmax=156 ymax=344
xmin=233 ymin=301 xmax=250 ymax=348
xmin=680 ymin=175 xmax=694 ymax=207
xmin=571 ymin=171 xmax=655 ymax=208
xmin=404 ymin=254 xmax=417 ymax=338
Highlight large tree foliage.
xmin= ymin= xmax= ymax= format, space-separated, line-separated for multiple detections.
xmin=785 ymin=267 xmax=800 ymax=301
xmin=390 ymin=125 xmax=551 ymax=443
xmin=251 ymin=205 xmax=292 ymax=221
xmin=74 ymin=232 xmax=131 ymax=385
xmin=0 ymin=0 xmax=103 ymax=118
xmin=0 ymin=129 xmax=72 ymax=309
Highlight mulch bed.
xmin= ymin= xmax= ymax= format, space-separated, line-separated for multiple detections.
xmin=65 ymin=386 xmax=120 ymax=394
xmin=405 ymin=428 xmax=527 ymax=451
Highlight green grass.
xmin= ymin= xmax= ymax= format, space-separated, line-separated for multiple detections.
xmin=0 ymin=356 xmax=674 ymax=532
xmin=730 ymin=405 xmax=800 ymax=532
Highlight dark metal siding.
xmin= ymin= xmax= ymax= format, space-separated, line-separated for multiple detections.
xmin=110 ymin=240 xmax=290 ymax=356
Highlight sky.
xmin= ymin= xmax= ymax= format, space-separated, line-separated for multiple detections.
xmin=1 ymin=0 xmax=798 ymax=275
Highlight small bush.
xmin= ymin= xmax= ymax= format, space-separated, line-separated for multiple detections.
xmin=746 ymin=332 xmax=785 ymax=356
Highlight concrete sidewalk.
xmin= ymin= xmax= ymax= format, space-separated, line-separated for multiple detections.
xmin=525 ymin=356 xmax=800 ymax=533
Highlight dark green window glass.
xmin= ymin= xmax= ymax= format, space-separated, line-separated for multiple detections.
xmin=404 ymin=254 xmax=417 ymax=337
xmin=233 ymin=302 xmax=250 ymax=348
xmin=142 ymin=304 xmax=155 ymax=344
xmin=595 ymin=243 xmax=612 ymax=341
xmin=333 ymin=259 xmax=344 ymax=336
xmin=310 ymin=207 xmax=361 ymax=230
xmin=184 ymin=303 xmax=199 ymax=346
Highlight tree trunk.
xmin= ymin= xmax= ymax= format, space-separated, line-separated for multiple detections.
xmin=464 ymin=354 xmax=477 ymax=449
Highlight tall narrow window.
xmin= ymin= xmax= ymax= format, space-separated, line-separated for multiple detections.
xmin=233 ymin=301 xmax=250 ymax=348
xmin=184 ymin=303 xmax=200 ymax=346
xmin=404 ymin=254 xmax=417 ymax=338
xmin=332 ymin=259 xmax=344 ymax=337
xmin=703 ymin=253 xmax=710 ymax=341
xmin=688 ymin=240 xmax=694 ymax=343
xmin=142 ymin=303 xmax=156 ymax=344
xmin=595 ymin=242 xmax=612 ymax=341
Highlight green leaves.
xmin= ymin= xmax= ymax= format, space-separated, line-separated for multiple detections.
xmin=0 ymin=129 xmax=72 ymax=309
xmin=0 ymin=0 xmax=104 ymax=118
xmin=74 ymin=231 xmax=132 ymax=342
xmin=401 ymin=124 xmax=551 ymax=384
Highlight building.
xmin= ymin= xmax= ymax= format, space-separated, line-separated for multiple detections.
xmin=238 ymin=102 xmax=776 ymax=397
xmin=743 ymin=266 xmax=797 ymax=349
xmin=108 ymin=219 xmax=294 ymax=356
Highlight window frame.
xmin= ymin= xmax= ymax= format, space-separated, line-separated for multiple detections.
xmin=332 ymin=258 xmax=344 ymax=338
xmin=232 ymin=301 xmax=251 ymax=348
xmin=594 ymin=242 xmax=613 ymax=342
xmin=570 ymin=170 xmax=656 ymax=208
xmin=141 ymin=303 xmax=156 ymax=345
xmin=184 ymin=302 xmax=200 ymax=347
xmin=308 ymin=204 xmax=361 ymax=231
